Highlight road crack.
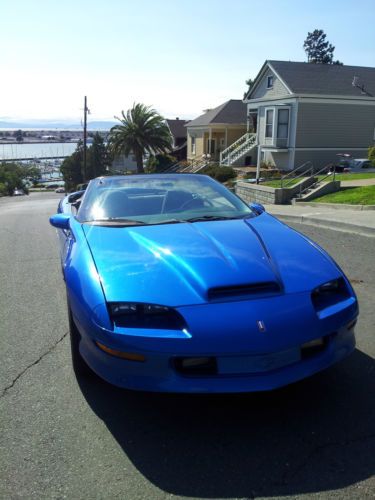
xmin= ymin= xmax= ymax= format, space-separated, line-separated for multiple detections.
xmin=278 ymin=433 xmax=375 ymax=486
xmin=0 ymin=330 xmax=69 ymax=399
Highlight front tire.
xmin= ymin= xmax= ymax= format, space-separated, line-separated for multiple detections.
xmin=68 ymin=305 xmax=93 ymax=377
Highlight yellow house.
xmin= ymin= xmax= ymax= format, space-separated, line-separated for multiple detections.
xmin=186 ymin=100 xmax=247 ymax=164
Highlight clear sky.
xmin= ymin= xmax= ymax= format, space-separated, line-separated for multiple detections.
xmin=1 ymin=0 xmax=374 ymax=123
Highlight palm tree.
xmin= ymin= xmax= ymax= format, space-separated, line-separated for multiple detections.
xmin=108 ymin=103 xmax=172 ymax=173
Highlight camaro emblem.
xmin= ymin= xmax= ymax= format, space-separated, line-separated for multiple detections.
xmin=257 ymin=320 xmax=266 ymax=333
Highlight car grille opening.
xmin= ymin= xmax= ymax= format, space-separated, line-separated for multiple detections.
xmin=301 ymin=335 xmax=330 ymax=360
xmin=207 ymin=282 xmax=281 ymax=300
xmin=174 ymin=357 xmax=217 ymax=376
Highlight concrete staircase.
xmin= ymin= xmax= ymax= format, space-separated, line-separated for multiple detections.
xmin=293 ymin=180 xmax=340 ymax=203
xmin=163 ymin=156 xmax=209 ymax=174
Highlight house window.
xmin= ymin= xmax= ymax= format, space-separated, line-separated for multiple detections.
xmin=191 ymin=136 xmax=196 ymax=154
xmin=265 ymin=109 xmax=274 ymax=138
xmin=267 ymin=75 xmax=274 ymax=88
xmin=277 ymin=109 xmax=290 ymax=139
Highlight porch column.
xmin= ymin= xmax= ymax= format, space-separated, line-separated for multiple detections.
xmin=209 ymin=128 xmax=212 ymax=156
xmin=225 ymin=128 xmax=228 ymax=148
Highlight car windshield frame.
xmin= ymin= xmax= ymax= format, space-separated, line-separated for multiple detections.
xmin=76 ymin=174 xmax=256 ymax=226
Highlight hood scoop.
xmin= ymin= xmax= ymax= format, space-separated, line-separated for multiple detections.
xmin=207 ymin=281 xmax=281 ymax=301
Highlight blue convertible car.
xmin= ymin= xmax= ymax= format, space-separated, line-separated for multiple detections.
xmin=50 ymin=174 xmax=358 ymax=392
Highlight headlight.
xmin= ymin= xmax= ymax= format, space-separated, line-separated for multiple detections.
xmin=108 ymin=302 xmax=187 ymax=330
xmin=109 ymin=303 xmax=169 ymax=316
xmin=315 ymin=279 xmax=341 ymax=293
xmin=311 ymin=278 xmax=349 ymax=311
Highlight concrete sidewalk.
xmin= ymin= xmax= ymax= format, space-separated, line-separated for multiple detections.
xmin=340 ymin=178 xmax=375 ymax=187
xmin=265 ymin=203 xmax=375 ymax=237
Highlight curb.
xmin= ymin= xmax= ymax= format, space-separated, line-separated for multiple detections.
xmin=294 ymin=201 xmax=375 ymax=211
xmin=274 ymin=214 xmax=375 ymax=238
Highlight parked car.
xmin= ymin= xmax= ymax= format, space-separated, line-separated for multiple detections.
xmin=348 ymin=158 xmax=375 ymax=173
xmin=50 ymin=174 xmax=358 ymax=393
xmin=55 ymin=187 xmax=65 ymax=193
xmin=13 ymin=188 xmax=25 ymax=196
xmin=333 ymin=155 xmax=375 ymax=173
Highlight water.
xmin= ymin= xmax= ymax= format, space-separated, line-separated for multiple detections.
xmin=0 ymin=142 xmax=78 ymax=160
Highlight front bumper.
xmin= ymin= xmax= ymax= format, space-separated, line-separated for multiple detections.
xmin=77 ymin=322 xmax=356 ymax=393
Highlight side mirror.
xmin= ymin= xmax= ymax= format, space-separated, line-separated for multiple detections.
xmin=249 ymin=202 xmax=265 ymax=214
xmin=49 ymin=213 xmax=71 ymax=230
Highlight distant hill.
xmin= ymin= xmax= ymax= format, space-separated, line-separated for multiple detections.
xmin=0 ymin=119 xmax=118 ymax=130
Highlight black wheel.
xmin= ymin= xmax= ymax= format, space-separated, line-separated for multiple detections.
xmin=68 ymin=304 xmax=93 ymax=377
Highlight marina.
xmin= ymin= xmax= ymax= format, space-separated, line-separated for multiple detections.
xmin=0 ymin=142 xmax=77 ymax=160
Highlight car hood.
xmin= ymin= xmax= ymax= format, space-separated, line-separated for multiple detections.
xmin=82 ymin=214 xmax=341 ymax=306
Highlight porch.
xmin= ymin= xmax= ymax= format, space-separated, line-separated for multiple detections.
xmin=187 ymin=125 xmax=246 ymax=163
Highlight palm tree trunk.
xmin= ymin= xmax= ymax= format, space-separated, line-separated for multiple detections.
xmin=135 ymin=149 xmax=144 ymax=174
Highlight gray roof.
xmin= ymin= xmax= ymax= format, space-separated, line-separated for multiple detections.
xmin=253 ymin=60 xmax=375 ymax=98
xmin=186 ymin=100 xmax=247 ymax=127
xmin=166 ymin=119 xmax=188 ymax=138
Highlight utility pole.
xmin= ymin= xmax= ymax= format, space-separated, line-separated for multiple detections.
xmin=83 ymin=96 xmax=88 ymax=181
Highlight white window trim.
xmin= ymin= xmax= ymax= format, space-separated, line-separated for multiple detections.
xmin=276 ymin=107 xmax=291 ymax=142
xmin=264 ymin=106 xmax=291 ymax=145
xmin=265 ymin=107 xmax=276 ymax=140
xmin=191 ymin=136 xmax=196 ymax=155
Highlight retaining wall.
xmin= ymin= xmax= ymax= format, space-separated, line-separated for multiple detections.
xmin=236 ymin=177 xmax=316 ymax=205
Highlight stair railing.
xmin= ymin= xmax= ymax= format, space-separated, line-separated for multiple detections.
xmin=179 ymin=156 xmax=207 ymax=173
xmin=296 ymin=163 xmax=336 ymax=198
xmin=280 ymin=161 xmax=314 ymax=188
xmin=220 ymin=133 xmax=257 ymax=165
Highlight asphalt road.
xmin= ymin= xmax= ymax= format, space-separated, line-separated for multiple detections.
xmin=1 ymin=193 xmax=374 ymax=500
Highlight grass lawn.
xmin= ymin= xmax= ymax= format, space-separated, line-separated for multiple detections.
xmin=312 ymin=186 xmax=375 ymax=205
xmin=262 ymin=178 xmax=300 ymax=188
xmin=261 ymin=173 xmax=375 ymax=188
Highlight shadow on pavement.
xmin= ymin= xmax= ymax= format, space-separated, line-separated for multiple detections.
xmin=77 ymin=349 xmax=375 ymax=498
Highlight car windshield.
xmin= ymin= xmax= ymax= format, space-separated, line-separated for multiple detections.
xmin=77 ymin=174 xmax=255 ymax=225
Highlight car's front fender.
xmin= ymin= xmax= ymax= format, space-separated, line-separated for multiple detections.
xmin=65 ymin=217 xmax=112 ymax=332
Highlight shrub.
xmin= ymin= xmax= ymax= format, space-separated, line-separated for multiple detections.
xmin=146 ymin=153 xmax=177 ymax=173
xmin=260 ymin=160 xmax=274 ymax=170
xmin=201 ymin=165 xmax=237 ymax=183
xmin=244 ymin=169 xmax=281 ymax=180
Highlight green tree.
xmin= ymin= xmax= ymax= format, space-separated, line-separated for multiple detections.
xmin=243 ymin=78 xmax=254 ymax=98
xmin=108 ymin=103 xmax=172 ymax=173
xmin=303 ymin=29 xmax=343 ymax=65
xmin=0 ymin=162 xmax=39 ymax=195
xmin=146 ymin=153 xmax=176 ymax=173
xmin=86 ymin=133 xmax=111 ymax=179
xmin=60 ymin=142 xmax=84 ymax=192
xmin=14 ymin=129 xmax=24 ymax=142
xmin=368 ymin=145 xmax=375 ymax=167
